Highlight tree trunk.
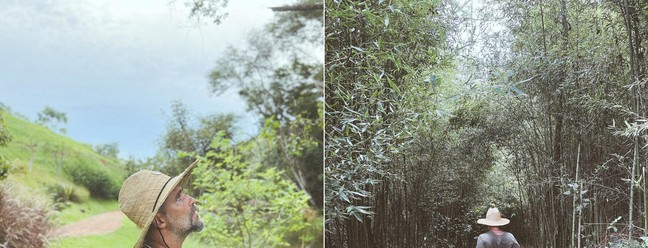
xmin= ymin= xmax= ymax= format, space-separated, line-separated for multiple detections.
xmin=270 ymin=4 xmax=323 ymax=12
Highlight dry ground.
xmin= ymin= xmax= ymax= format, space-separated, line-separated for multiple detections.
xmin=50 ymin=211 xmax=125 ymax=238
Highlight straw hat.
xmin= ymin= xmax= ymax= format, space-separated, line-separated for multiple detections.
xmin=477 ymin=207 xmax=510 ymax=226
xmin=118 ymin=161 xmax=198 ymax=248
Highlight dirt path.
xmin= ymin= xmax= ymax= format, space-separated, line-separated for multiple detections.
xmin=50 ymin=211 xmax=126 ymax=238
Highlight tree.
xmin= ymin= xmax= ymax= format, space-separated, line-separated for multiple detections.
xmin=184 ymin=0 xmax=230 ymax=24
xmin=0 ymin=111 xmax=12 ymax=180
xmin=160 ymin=101 xmax=237 ymax=177
xmin=187 ymin=0 xmax=324 ymax=209
xmin=26 ymin=140 xmax=38 ymax=173
xmin=465 ymin=0 xmax=648 ymax=246
xmin=94 ymin=142 xmax=119 ymax=159
xmin=184 ymin=0 xmax=322 ymax=25
xmin=206 ymin=21 xmax=322 ymax=122
xmin=324 ymin=0 xmax=648 ymax=246
xmin=36 ymin=106 xmax=67 ymax=134
xmin=269 ymin=3 xmax=322 ymax=12
xmin=325 ymin=0 xmax=453 ymax=246
xmin=192 ymin=132 xmax=314 ymax=247
xmin=259 ymin=113 xmax=322 ymax=208
xmin=52 ymin=143 xmax=65 ymax=177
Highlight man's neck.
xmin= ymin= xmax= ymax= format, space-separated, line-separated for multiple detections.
xmin=489 ymin=227 xmax=504 ymax=235
xmin=147 ymin=229 xmax=187 ymax=248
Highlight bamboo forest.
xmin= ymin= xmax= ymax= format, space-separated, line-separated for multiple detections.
xmin=325 ymin=0 xmax=648 ymax=247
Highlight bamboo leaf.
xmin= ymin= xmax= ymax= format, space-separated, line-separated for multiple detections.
xmin=339 ymin=189 xmax=350 ymax=203
xmin=512 ymin=75 xmax=538 ymax=86
xmin=387 ymin=78 xmax=401 ymax=94
xmin=354 ymin=206 xmax=374 ymax=215
xmin=508 ymin=84 xmax=528 ymax=96
xmin=426 ymin=74 xmax=439 ymax=87
xmin=350 ymin=45 xmax=364 ymax=53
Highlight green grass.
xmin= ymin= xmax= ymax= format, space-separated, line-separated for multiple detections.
xmin=0 ymin=112 xmax=146 ymax=246
xmin=3 ymin=112 xmax=125 ymax=191
xmin=49 ymin=218 xmax=138 ymax=248
xmin=50 ymin=218 xmax=211 ymax=248
xmin=6 ymin=163 xmax=90 ymax=202
xmin=47 ymin=198 xmax=210 ymax=247
xmin=0 ymin=111 xmax=126 ymax=216
xmin=0 ymin=112 xmax=212 ymax=247
xmin=52 ymin=199 xmax=119 ymax=226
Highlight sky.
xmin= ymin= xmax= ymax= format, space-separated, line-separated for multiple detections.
xmin=0 ymin=0 xmax=288 ymax=159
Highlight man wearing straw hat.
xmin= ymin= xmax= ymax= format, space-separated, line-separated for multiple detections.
xmin=476 ymin=207 xmax=520 ymax=248
xmin=119 ymin=161 xmax=204 ymax=248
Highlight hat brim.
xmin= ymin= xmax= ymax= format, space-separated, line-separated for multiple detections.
xmin=133 ymin=161 xmax=198 ymax=248
xmin=477 ymin=218 xmax=510 ymax=226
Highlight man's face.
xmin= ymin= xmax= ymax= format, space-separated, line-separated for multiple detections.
xmin=161 ymin=185 xmax=204 ymax=235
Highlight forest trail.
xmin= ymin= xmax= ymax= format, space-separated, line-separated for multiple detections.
xmin=50 ymin=211 xmax=125 ymax=238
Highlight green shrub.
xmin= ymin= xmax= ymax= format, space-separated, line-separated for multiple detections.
xmin=193 ymin=134 xmax=313 ymax=247
xmin=63 ymin=162 xmax=119 ymax=199
xmin=285 ymin=210 xmax=324 ymax=247
xmin=0 ymin=185 xmax=49 ymax=248
xmin=608 ymin=239 xmax=648 ymax=248
xmin=0 ymin=155 xmax=9 ymax=180
xmin=0 ymin=112 xmax=11 ymax=181
xmin=46 ymin=183 xmax=82 ymax=204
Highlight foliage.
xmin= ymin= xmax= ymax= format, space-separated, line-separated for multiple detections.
xmin=0 ymin=185 xmax=49 ymax=248
xmin=608 ymin=238 xmax=648 ymax=248
xmin=194 ymin=0 xmax=324 ymax=209
xmin=51 ymin=215 xmax=210 ymax=248
xmin=206 ymin=21 xmax=322 ymax=122
xmin=122 ymin=157 xmax=140 ymax=179
xmin=63 ymin=161 xmax=120 ymax=199
xmin=46 ymin=183 xmax=83 ymax=205
xmin=269 ymin=0 xmax=323 ymax=42
xmin=0 ymin=112 xmax=11 ymax=181
xmin=184 ymin=0 xmax=230 ymax=24
xmin=192 ymin=133 xmax=315 ymax=247
xmin=163 ymin=102 xmax=236 ymax=156
xmin=36 ymin=106 xmax=68 ymax=134
xmin=177 ymin=2 xmax=324 ymax=245
xmin=94 ymin=142 xmax=119 ymax=159
xmin=49 ymin=198 xmax=117 ymax=226
xmin=1 ymin=111 xmax=125 ymax=217
xmin=325 ymin=0 xmax=450 ymax=245
xmin=285 ymin=214 xmax=324 ymax=248
xmin=463 ymin=0 xmax=648 ymax=246
xmin=188 ymin=0 xmax=322 ymax=121
xmin=325 ymin=0 xmax=648 ymax=246
xmin=0 ymin=113 xmax=10 ymax=149
xmin=259 ymin=112 xmax=323 ymax=208
xmin=157 ymin=101 xmax=237 ymax=189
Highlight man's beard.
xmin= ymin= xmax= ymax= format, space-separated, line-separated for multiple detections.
xmin=168 ymin=205 xmax=204 ymax=236
xmin=188 ymin=204 xmax=204 ymax=232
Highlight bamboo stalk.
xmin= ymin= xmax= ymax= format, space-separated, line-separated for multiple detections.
xmin=630 ymin=135 xmax=638 ymax=238
xmin=644 ymin=159 xmax=647 ymax=235
xmin=577 ymin=158 xmax=582 ymax=248
xmin=572 ymin=143 xmax=581 ymax=248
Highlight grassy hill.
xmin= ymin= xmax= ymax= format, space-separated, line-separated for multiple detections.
xmin=0 ymin=111 xmax=211 ymax=247
xmin=1 ymin=111 xmax=126 ymax=224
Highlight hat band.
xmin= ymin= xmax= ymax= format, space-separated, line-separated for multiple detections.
xmin=152 ymin=177 xmax=173 ymax=212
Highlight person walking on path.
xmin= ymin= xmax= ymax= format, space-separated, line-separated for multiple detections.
xmin=118 ymin=161 xmax=204 ymax=248
xmin=476 ymin=207 xmax=520 ymax=248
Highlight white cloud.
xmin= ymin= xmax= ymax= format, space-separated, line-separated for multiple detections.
xmin=0 ymin=0 xmax=292 ymax=158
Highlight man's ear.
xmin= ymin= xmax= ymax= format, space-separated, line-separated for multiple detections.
xmin=154 ymin=213 xmax=168 ymax=229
